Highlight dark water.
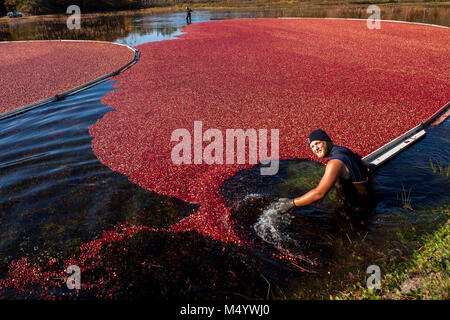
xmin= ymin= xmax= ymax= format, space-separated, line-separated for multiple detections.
xmin=0 ymin=9 xmax=449 ymax=299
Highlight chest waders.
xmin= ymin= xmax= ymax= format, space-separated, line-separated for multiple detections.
xmin=334 ymin=176 xmax=376 ymax=217
xmin=331 ymin=150 xmax=376 ymax=217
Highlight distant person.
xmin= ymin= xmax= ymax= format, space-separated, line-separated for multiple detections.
xmin=186 ymin=7 xmax=193 ymax=24
xmin=274 ymin=129 xmax=376 ymax=220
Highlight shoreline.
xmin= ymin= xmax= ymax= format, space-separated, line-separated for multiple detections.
xmin=1 ymin=1 xmax=449 ymax=24
xmin=332 ymin=206 xmax=449 ymax=300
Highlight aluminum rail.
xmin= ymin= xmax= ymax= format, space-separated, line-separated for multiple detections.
xmin=363 ymin=101 xmax=449 ymax=168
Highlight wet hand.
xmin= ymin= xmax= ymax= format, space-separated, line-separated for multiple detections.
xmin=274 ymin=198 xmax=295 ymax=213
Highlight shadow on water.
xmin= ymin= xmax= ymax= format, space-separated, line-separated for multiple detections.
xmin=0 ymin=81 xmax=198 ymax=270
xmin=0 ymin=8 xmax=448 ymax=299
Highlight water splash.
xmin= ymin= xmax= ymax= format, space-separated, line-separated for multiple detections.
xmin=243 ymin=193 xmax=264 ymax=201
xmin=253 ymin=201 xmax=300 ymax=253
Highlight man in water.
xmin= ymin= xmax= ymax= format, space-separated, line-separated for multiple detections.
xmin=186 ymin=7 xmax=193 ymax=24
xmin=275 ymin=129 xmax=376 ymax=219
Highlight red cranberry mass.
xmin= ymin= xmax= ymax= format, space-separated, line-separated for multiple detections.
xmin=90 ymin=19 xmax=449 ymax=244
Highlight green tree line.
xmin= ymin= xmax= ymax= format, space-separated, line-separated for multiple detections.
xmin=4 ymin=0 xmax=140 ymax=14
xmin=2 ymin=0 xmax=217 ymax=15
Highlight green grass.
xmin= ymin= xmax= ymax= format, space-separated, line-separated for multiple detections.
xmin=397 ymin=183 xmax=413 ymax=210
xmin=331 ymin=206 xmax=449 ymax=300
xmin=429 ymin=158 xmax=450 ymax=178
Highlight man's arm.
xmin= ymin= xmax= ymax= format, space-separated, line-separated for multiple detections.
xmin=293 ymin=159 xmax=343 ymax=207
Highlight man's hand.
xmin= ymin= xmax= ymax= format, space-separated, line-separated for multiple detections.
xmin=274 ymin=198 xmax=295 ymax=213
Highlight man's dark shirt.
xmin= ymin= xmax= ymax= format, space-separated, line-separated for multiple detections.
xmin=328 ymin=145 xmax=375 ymax=216
xmin=328 ymin=145 xmax=367 ymax=182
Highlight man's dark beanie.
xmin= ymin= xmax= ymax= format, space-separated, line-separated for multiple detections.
xmin=308 ymin=129 xmax=333 ymax=145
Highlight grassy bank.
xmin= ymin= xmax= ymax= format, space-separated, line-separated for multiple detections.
xmin=332 ymin=206 xmax=449 ymax=300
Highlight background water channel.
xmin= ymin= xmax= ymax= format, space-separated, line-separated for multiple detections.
xmin=0 ymin=8 xmax=448 ymax=299
xmin=1 ymin=3 xmax=449 ymax=42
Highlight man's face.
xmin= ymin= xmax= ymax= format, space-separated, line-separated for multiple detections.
xmin=310 ymin=140 xmax=329 ymax=159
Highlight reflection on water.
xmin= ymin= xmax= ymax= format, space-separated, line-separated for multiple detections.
xmin=0 ymin=81 xmax=198 ymax=269
xmin=0 ymin=4 xmax=448 ymax=44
